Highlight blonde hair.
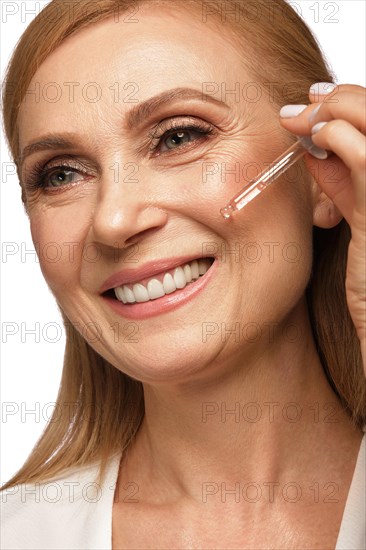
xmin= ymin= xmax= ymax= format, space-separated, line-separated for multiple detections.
xmin=1 ymin=0 xmax=365 ymax=491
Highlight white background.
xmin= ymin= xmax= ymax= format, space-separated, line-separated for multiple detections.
xmin=1 ymin=0 xmax=365 ymax=484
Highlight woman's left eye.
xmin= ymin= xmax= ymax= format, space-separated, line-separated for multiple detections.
xmin=151 ymin=121 xmax=215 ymax=155
xmin=159 ymin=128 xmax=206 ymax=152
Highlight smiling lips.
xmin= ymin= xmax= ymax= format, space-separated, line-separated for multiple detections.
xmin=112 ymin=258 xmax=213 ymax=304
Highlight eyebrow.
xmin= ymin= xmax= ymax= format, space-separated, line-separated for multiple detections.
xmin=18 ymin=87 xmax=229 ymax=166
xmin=125 ymin=87 xmax=228 ymax=129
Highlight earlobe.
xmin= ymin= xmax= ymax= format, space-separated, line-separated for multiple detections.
xmin=312 ymin=191 xmax=343 ymax=228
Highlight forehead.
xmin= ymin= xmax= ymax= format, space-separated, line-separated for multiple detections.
xmin=17 ymin=7 xmax=248 ymax=146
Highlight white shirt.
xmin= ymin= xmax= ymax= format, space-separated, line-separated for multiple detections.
xmin=1 ymin=433 xmax=365 ymax=549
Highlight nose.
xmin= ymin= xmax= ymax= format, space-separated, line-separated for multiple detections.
xmin=90 ymin=165 xmax=168 ymax=250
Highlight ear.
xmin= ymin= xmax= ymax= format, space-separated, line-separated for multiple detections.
xmin=310 ymin=177 xmax=343 ymax=229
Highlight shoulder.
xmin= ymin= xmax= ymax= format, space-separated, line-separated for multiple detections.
xmin=1 ymin=452 xmax=121 ymax=550
xmin=336 ymin=432 xmax=365 ymax=550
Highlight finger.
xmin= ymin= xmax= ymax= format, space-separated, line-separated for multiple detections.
xmin=308 ymin=91 xmax=366 ymax=133
xmin=308 ymin=83 xmax=365 ymax=104
xmin=280 ymin=92 xmax=366 ymax=135
xmin=311 ymin=120 xmax=366 ymax=215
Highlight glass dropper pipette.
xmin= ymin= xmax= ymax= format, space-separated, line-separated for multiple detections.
xmin=220 ymin=136 xmax=328 ymax=219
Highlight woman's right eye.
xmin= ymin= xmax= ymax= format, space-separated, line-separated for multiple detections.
xmin=45 ymin=168 xmax=85 ymax=188
xmin=25 ymin=161 xmax=91 ymax=192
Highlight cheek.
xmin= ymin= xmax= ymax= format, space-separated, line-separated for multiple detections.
xmin=207 ymin=157 xmax=314 ymax=318
xmin=29 ymin=204 xmax=91 ymax=293
xmin=186 ymin=142 xmax=313 ymax=241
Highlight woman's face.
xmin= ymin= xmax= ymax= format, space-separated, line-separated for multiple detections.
xmin=18 ymin=5 xmax=316 ymax=384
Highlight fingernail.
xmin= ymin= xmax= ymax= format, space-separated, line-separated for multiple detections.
xmin=311 ymin=122 xmax=327 ymax=134
xmin=309 ymin=146 xmax=328 ymax=160
xmin=297 ymin=135 xmax=328 ymax=160
xmin=279 ymin=104 xmax=307 ymax=118
xmin=309 ymin=82 xmax=337 ymax=96
xmin=308 ymin=104 xmax=321 ymax=123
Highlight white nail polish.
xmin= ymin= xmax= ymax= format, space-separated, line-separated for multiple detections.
xmin=311 ymin=122 xmax=327 ymax=134
xmin=279 ymin=104 xmax=307 ymax=118
xmin=309 ymin=82 xmax=337 ymax=96
xmin=309 ymin=146 xmax=328 ymax=160
xmin=297 ymin=135 xmax=328 ymax=160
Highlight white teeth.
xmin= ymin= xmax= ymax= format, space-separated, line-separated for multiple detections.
xmin=163 ymin=273 xmax=176 ymax=294
xmin=133 ymin=283 xmax=150 ymax=303
xmin=183 ymin=264 xmax=192 ymax=282
xmin=173 ymin=266 xmax=187 ymax=289
xmin=124 ymin=286 xmax=136 ymax=303
xmin=113 ymin=258 xmax=213 ymax=304
xmin=115 ymin=286 xmax=127 ymax=304
xmin=147 ymin=279 xmax=165 ymax=300
xmin=190 ymin=260 xmax=199 ymax=280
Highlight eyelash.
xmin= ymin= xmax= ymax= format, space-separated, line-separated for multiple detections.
xmin=24 ymin=118 xmax=215 ymax=192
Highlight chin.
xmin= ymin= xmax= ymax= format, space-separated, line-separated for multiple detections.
xmin=103 ymin=336 xmax=223 ymax=386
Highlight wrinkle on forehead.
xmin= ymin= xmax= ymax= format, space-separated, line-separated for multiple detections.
xmin=21 ymin=6 xmax=243 ymax=93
